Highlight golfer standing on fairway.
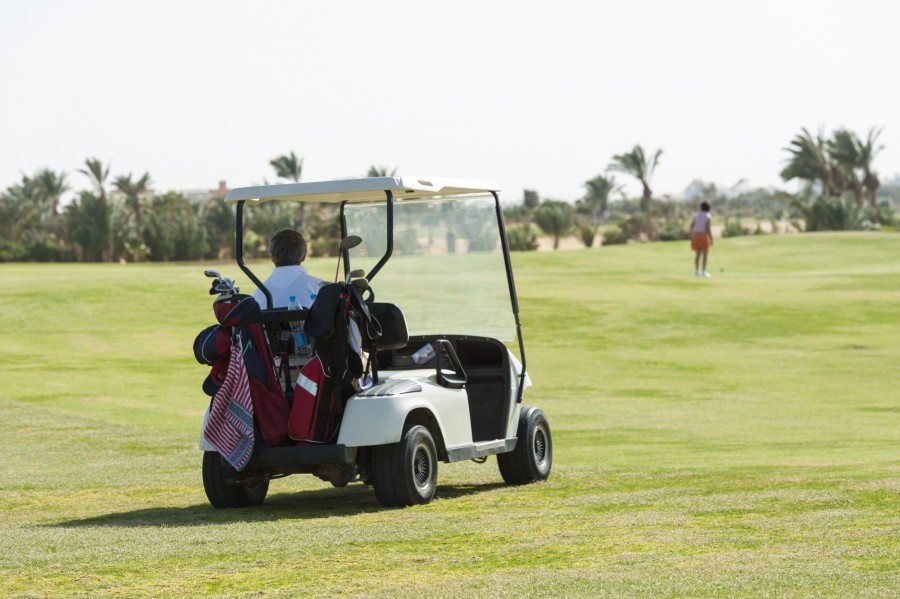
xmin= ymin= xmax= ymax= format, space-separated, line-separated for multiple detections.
xmin=690 ymin=202 xmax=713 ymax=277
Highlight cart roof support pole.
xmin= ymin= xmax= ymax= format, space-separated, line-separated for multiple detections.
xmin=491 ymin=191 xmax=527 ymax=403
xmin=235 ymin=200 xmax=272 ymax=310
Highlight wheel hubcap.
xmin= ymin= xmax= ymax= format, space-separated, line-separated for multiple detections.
xmin=533 ymin=427 xmax=547 ymax=465
xmin=413 ymin=446 xmax=432 ymax=488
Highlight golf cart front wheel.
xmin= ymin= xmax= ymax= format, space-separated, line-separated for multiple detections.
xmin=498 ymin=407 xmax=552 ymax=485
xmin=371 ymin=424 xmax=438 ymax=507
xmin=202 ymin=451 xmax=269 ymax=508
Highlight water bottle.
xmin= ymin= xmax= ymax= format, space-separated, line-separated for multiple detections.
xmin=287 ymin=295 xmax=312 ymax=359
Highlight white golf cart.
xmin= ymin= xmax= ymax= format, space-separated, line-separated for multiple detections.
xmin=199 ymin=176 xmax=551 ymax=507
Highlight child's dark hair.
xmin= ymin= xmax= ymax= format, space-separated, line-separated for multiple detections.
xmin=268 ymin=229 xmax=308 ymax=266
xmin=700 ymin=201 xmax=710 ymax=212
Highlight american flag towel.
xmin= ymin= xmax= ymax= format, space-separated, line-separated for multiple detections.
xmin=203 ymin=336 xmax=255 ymax=471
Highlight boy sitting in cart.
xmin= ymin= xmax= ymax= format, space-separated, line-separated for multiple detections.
xmin=252 ymin=229 xmax=324 ymax=310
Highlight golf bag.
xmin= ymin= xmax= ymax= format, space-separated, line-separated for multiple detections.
xmin=195 ymin=295 xmax=291 ymax=449
xmin=288 ymin=282 xmax=381 ymax=444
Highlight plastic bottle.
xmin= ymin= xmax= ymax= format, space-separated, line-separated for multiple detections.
xmin=287 ymin=295 xmax=312 ymax=359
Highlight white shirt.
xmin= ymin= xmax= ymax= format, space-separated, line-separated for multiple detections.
xmin=692 ymin=211 xmax=711 ymax=233
xmin=252 ymin=265 xmax=324 ymax=310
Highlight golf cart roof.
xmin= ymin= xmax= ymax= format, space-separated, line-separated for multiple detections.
xmin=224 ymin=176 xmax=501 ymax=205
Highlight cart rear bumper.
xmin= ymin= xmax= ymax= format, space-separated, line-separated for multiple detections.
xmin=249 ymin=444 xmax=356 ymax=468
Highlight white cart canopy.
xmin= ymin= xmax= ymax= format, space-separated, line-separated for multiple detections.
xmin=224 ymin=176 xmax=501 ymax=205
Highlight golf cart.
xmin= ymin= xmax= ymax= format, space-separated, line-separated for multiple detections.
xmin=197 ymin=176 xmax=551 ymax=508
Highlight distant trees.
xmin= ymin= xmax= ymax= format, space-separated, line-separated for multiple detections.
xmin=1 ymin=132 xmax=894 ymax=262
xmin=0 ymin=160 xmax=217 ymax=262
xmin=581 ymin=174 xmax=617 ymax=226
xmin=575 ymin=174 xmax=619 ymax=247
xmin=114 ymin=172 xmax=152 ymax=231
xmin=781 ymin=127 xmax=884 ymax=228
xmin=533 ymin=200 xmax=575 ymax=250
xmin=65 ymin=190 xmax=109 ymax=261
xmin=367 ymin=165 xmax=398 ymax=177
xmin=270 ymin=151 xmax=305 ymax=230
xmin=0 ymin=169 xmax=70 ymax=261
xmin=78 ymin=158 xmax=112 ymax=261
xmin=609 ymin=145 xmax=663 ymax=240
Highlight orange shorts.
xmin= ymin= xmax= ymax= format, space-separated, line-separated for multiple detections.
xmin=691 ymin=232 xmax=711 ymax=252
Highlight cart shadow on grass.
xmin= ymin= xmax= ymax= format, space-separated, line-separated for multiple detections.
xmin=47 ymin=482 xmax=507 ymax=529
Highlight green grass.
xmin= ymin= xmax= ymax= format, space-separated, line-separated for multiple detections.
xmin=1 ymin=232 xmax=899 ymax=597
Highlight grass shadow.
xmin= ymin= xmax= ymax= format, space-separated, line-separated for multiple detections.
xmin=48 ymin=482 xmax=508 ymax=528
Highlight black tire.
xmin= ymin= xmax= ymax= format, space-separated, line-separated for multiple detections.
xmin=371 ymin=424 xmax=438 ymax=507
xmin=498 ymin=407 xmax=552 ymax=485
xmin=202 ymin=451 xmax=269 ymax=508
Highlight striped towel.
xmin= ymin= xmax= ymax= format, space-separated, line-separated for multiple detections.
xmin=203 ymin=336 xmax=255 ymax=471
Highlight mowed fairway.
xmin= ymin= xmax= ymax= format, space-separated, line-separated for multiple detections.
xmin=1 ymin=232 xmax=899 ymax=597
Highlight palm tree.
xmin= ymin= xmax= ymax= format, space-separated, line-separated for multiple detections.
xmin=79 ymin=158 xmax=112 ymax=260
xmin=79 ymin=158 xmax=110 ymax=198
xmin=858 ymin=127 xmax=884 ymax=221
xmin=583 ymin=174 xmax=618 ymax=226
xmin=826 ymin=129 xmax=864 ymax=206
xmin=533 ymin=200 xmax=575 ymax=250
xmin=1 ymin=176 xmax=42 ymax=241
xmin=114 ymin=171 xmax=152 ymax=231
xmin=32 ymin=169 xmax=69 ymax=217
xmin=780 ymin=128 xmax=837 ymax=196
xmin=367 ymin=165 xmax=398 ymax=177
xmin=65 ymin=191 xmax=109 ymax=261
xmin=201 ymin=198 xmax=236 ymax=259
xmin=609 ymin=145 xmax=662 ymax=240
xmin=270 ymin=151 xmax=305 ymax=229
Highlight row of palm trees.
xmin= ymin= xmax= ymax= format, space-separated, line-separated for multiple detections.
xmin=509 ymin=126 xmax=888 ymax=249
xmin=1 ymin=130 xmax=888 ymax=261
xmin=780 ymin=127 xmax=884 ymax=225
xmin=0 ymin=149 xmax=405 ymax=262
xmin=537 ymin=145 xmax=664 ymax=244
xmin=530 ymin=126 xmax=887 ymax=246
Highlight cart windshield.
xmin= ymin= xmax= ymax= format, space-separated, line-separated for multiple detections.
xmin=344 ymin=194 xmax=516 ymax=341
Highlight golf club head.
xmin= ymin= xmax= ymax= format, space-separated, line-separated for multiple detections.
xmin=209 ymin=277 xmax=238 ymax=295
xmin=339 ymin=235 xmax=363 ymax=251
xmin=345 ymin=268 xmax=365 ymax=283
xmin=350 ymin=277 xmax=369 ymax=291
xmin=335 ymin=236 xmax=364 ymax=282
xmin=204 ymin=269 xmax=221 ymax=279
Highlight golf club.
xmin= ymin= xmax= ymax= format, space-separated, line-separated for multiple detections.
xmin=711 ymin=244 xmax=723 ymax=272
xmin=334 ymin=235 xmax=363 ymax=282
xmin=209 ymin=276 xmax=238 ymax=296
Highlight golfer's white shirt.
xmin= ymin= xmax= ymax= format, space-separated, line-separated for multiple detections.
xmin=692 ymin=211 xmax=711 ymax=233
xmin=252 ymin=265 xmax=324 ymax=310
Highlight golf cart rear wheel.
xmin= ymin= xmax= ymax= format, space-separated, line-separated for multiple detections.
xmin=498 ymin=407 xmax=552 ymax=485
xmin=371 ymin=424 xmax=438 ymax=507
xmin=202 ymin=451 xmax=269 ymax=508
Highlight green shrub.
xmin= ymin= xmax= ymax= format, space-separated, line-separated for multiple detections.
xmin=722 ymin=217 xmax=750 ymax=238
xmin=0 ymin=240 xmax=26 ymax=262
xmin=578 ymin=224 xmax=597 ymax=247
xmin=658 ymin=222 xmax=690 ymax=241
xmin=797 ymin=195 xmax=865 ymax=232
xmin=616 ymin=214 xmax=646 ymax=241
xmin=506 ymin=224 xmax=539 ymax=251
xmin=601 ymin=226 xmax=627 ymax=245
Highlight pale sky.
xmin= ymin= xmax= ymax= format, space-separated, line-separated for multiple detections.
xmin=2 ymin=0 xmax=899 ymax=203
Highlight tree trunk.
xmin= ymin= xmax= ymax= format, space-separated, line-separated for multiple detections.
xmin=868 ymin=190 xmax=879 ymax=223
xmin=642 ymin=185 xmax=654 ymax=241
